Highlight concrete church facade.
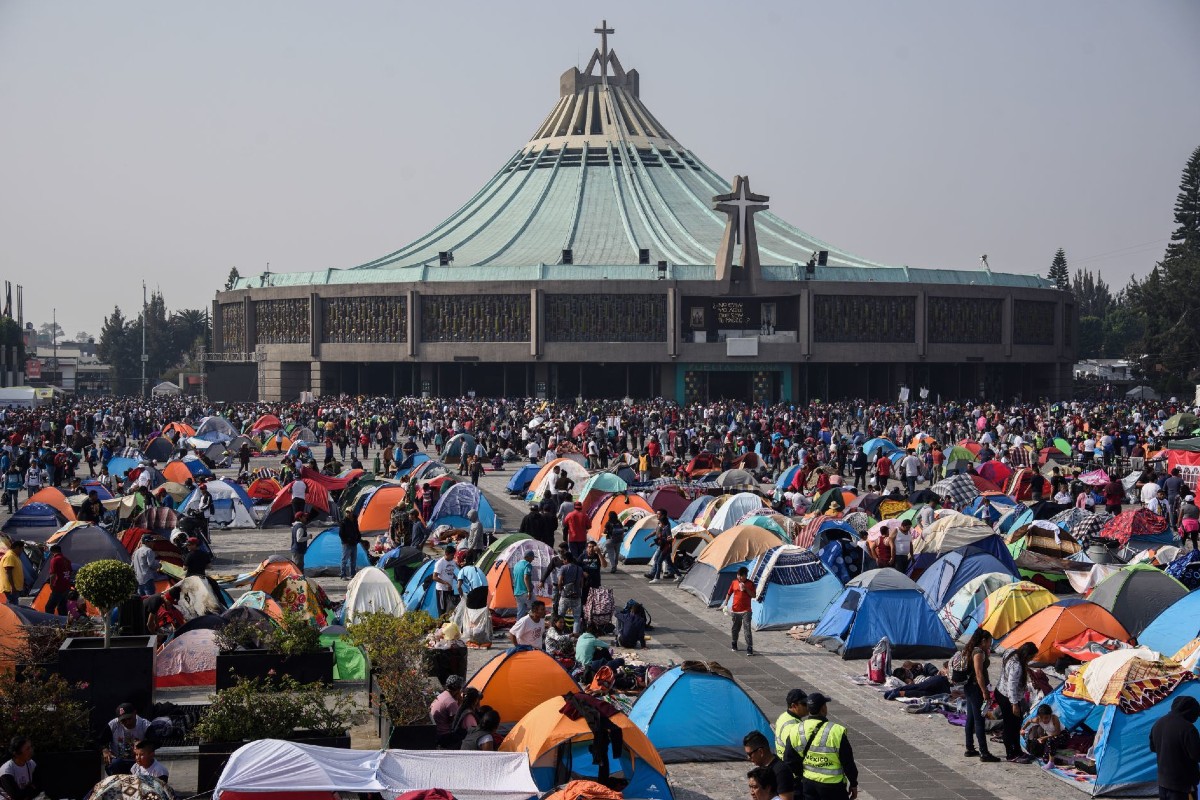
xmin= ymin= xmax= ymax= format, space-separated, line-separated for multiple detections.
xmin=210 ymin=23 xmax=1074 ymax=404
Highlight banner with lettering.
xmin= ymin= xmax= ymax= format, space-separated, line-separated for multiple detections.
xmin=1167 ymin=450 xmax=1200 ymax=491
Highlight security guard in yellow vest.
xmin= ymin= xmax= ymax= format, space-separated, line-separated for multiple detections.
xmin=774 ymin=689 xmax=809 ymax=758
xmin=782 ymin=692 xmax=858 ymax=800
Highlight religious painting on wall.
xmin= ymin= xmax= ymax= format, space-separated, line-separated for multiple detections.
xmin=254 ymin=299 xmax=311 ymax=345
xmin=321 ymin=297 xmax=407 ymax=343
xmin=421 ymin=295 xmax=531 ymax=342
xmin=927 ymin=297 xmax=1003 ymax=344
xmin=812 ymin=295 xmax=916 ymax=343
xmin=219 ymin=303 xmax=244 ymax=353
xmin=1014 ymin=300 xmax=1056 ymax=345
xmin=689 ymin=307 xmax=705 ymax=330
xmin=545 ymin=294 xmax=666 ymax=342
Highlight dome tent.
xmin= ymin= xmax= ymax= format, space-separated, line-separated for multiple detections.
xmin=430 ymin=482 xmax=499 ymax=530
xmin=810 ymin=568 xmax=955 ymax=659
xmin=679 ymin=525 xmax=781 ymax=607
xmin=916 ymin=544 xmax=1021 ymax=610
xmin=748 ymin=546 xmax=843 ymax=630
xmin=302 ymin=529 xmax=371 ymax=577
xmin=178 ymin=478 xmax=256 ymax=528
xmin=467 ymin=649 xmax=581 ymax=724
xmin=1137 ymin=591 xmax=1200 ymax=655
xmin=343 ymin=566 xmax=404 ymax=623
xmin=1086 ymin=563 xmax=1187 ymax=638
xmin=999 ymin=599 xmax=1130 ymax=664
xmin=401 ymin=559 xmax=440 ymax=617
xmin=629 ymin=665 xmax=773 ymax=762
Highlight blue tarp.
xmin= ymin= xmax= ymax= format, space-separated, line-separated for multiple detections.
xmin=629 ymin=666 xmax=773 ymax=762
xmin=917 ymin=545 xmax=1021 ymax=609
xmin=302 ymin=529 xmax=371 ymax=577
xmin=1029 ymin=678 xmax=1200 ymax=796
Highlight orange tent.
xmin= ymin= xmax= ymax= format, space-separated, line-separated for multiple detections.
xmin=23 ymin=487 xmax=76 ymax=522
xmin=357 ymin=486 xmax=408 ymax=534
xmin=0 ymin=604 xmax=71 ymax=670
xmin=247 ymin=478 xmax=282 ymax=501
xmin=161 ymin=462 xmax=194 ymax=484
xmin=587 ymin=494 xmax=654 ymax=540
xmin=468 ymin=649 xmax=581 ymax=723
xmin=1000 ymin=600 xmax=1130 ymax=663
xmin=162 ymin=422 xmax=196 ymax=438
xmin=249 ymin=556 xmax=305 ymax=595
xmin=261 ymin=434 xmax=294 ymax=453
xmin=486 ymin=540 xmax=554 ymax=616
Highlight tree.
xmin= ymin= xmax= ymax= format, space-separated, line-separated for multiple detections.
xmin=1166 ymin=145 xmax=1200 ymax=263
xmin=97 ymin=306 xmax=139 ymax=394
xmin=225 ymin=267 xmax=241 ymax=291
xmin=1102 ymin=300 xmax=1147 ymax=359
xmin=74 ymin=560 xmax=137 ymax=647
xmin=1077 ymin=316 xmax=1104 ymax=358
xmin=1071 ymin=269 xmax=1114 ymax=319
xmin=73 ymin=331 xmax=91 ymax=343
xmin=1048 ymin=248 xmax=1070 ymax=290
xmin=36 ymin=321 xmax=64 ymax=347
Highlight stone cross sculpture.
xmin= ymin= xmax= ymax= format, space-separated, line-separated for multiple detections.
xmin=713 ymin=175 xmax=769 ymax=292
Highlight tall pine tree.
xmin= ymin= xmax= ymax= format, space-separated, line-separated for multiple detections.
xmin=1048 ymin=248 xmax=1070 ymax=290
xmin=1166 ymin=145 xmax=1200 ymax=263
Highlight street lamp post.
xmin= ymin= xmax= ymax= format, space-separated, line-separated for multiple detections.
xmin=141 ymin=281 xmax=147 ymax=397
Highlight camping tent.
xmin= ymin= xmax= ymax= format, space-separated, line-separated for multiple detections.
xmin=810 ymin=568 xmax=956 ymax=659
xmin=506 ymin=463 xmax=541 ymax=495
xmin=401 ymin=560 xmax=440 ymax=617
xmin=705 ymin=492 xmax=769 ymax=534
xmin=430 ymin=483 xmax=499 ymax=529
xmin=525 ymin=458 xmax=590 ymax=504
xmin=1027 ymin=654 xmax=1200 ymax=796
xmin=500 ymin=694 xmax=673 ymax=800
xmin=0 ymin=502 xmax=69 ymax=543
xmin=476 ymin=534 xmax=531 ymax=574
xmin=214 ymin=739 xmax=539 ymax=800
xmin=999 ymin=599 xmax=1130 ymax=663
xmin=579 ymin=473 xmax=629 ymax=508
xmin=1087 ymin=563 xmax=1188 ymax=637
xmin=24 ymin=487 xmax=77 ymax=523
xmin=467 ymin=649 xmax=582 ymax=724
xmin=748 ymin=546 xmax=842 ymax=630
xmin=343 ymin=566 xmax=404 ymax=623
xmin=618 ymin=516 xmax=660 ymax=564
xmin=629 ymin=666 xmax=773 ymax=762
xmin=916 ymin=545 xmax=1021 ymax=610
xmin=677 ymin=494 xmax=715 ymax=524
xmin=679 ymin=525 xmax=782 ymax=607
xmin=646 ymin=487 xmax=691 ymax=520
xmin=486 ymin=539 xmax=554 ymax=617
xmin=178 ymin=479 xmax=256 ymax=528
xmin=442 ymin=432 xmax=476 ymax=460
xmin=1138 ymin=591 xmax=1200 ymax=655
xmin=975 ymin=581 xmax=1059 ymax=638
xmin=194 ymin=415 xmax=237 ymax=442
xmin=936 ymin=572 xmax=1019 ymax=639
xmin=0 ymin=603 xmax=65 ymax=669
xmin=155 ymin=628 xmax=218 ymax=688
xmin=587 ymin=494 xmax=654 ymax=540
xmin=263 ymin=479 xmax=332 ymax=527
xmin=357 ymin=485 xmax=408 ymax=534
xmin=303 ymin=529 xmax=371 ymax=577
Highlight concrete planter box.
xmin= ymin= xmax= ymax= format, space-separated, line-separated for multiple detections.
xmin=59 ymin=635 xmax=156 ymax=739
xmin=214 ymin=647 xmax=334 ymax=689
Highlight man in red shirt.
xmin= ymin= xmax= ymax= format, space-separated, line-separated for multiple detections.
xmin=46 ymin=543 xmax=72 ymax=616
xmin=563 ymin=501 xmax=589 ymax=560
xmin=875 ymin=453 xmax=893 ymax=491
xmin=725 ymin=566 xmax=756 ymax=656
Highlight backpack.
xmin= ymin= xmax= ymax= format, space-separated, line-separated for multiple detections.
xmin=949 ymin=649 xmax=971 ymax=684
xmin=615 ymin=609 xmax=646 ymax=648
xmin=868 ymin=637 xmax=892 ymax=684
xmin=584 ymin=587 xmax=615 ymax=634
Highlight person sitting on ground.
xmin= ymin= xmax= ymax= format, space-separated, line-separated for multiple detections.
xmin=461 ymin=709 xmax=501 ymax=751
xmin=575 ymin=623 xmax=611 ymax=666
xmin=446 ymin=687 xmax=482 ymax=749
xmin=543 ymin=614 xmax=575 ymax=659
xmin=744 ymin=730 xmax=794 ymax=800
xmin=0 ymin=736 xmax=39 ymax=800
xmin=104 ymin=702 xmax=151 ymax=774
xmin=1020 ymin=703 xmax=1066 ymax=763
xmin=129 ymin=739 xmax=169 ymax=783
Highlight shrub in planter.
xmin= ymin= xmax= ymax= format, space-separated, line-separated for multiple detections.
xmin=214 ymin=610 xmax=333 ymax=688
xmin=193 ymin=673 xmax=360 ymax=791
xmin=346 ymin=610 xmax=439 ymax=731
xmin=0 ymin=667 xmax=100 ymax=797
xmin=75 ymin=559 xmax=137 ymax=647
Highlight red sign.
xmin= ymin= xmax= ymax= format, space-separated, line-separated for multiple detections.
xmin=25 ymin=359 xmax=40 ymax=380
xmin=1166 ymin=450 xmax=1200 ymax=491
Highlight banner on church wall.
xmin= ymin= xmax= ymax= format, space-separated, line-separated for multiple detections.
xmin=1167 ymin=450 xmax=1200 ymax=490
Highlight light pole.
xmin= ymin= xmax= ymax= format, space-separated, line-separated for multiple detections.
xmin=141 ymin=282 xmax=147 ymax=397
xmin=52 ymin=307 xmax=57 ymax=387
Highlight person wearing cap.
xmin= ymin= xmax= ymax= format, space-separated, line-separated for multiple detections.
xmin=782 ymin=692 xmax=858 ymax=800
xmin=562 ymin=500 xmax=589 ymax=560
xmin=745 ymin=729 xmax=794 ymax=800
xmin=132 ymin=534 xmax=162 ymax=597
xmin=290 ymin=511 xmax=310 ymax=571
xmin=104 ymin=702 xmax=151 ymax=774
xmin=183 ymin=536 xmax=211 ymax=578
xmin=432 ymin=546 xmax=459 ymax=616
xmin=774 ymin=690 xmax=809 ymax=759
xmin=429 ymin=675 xmax=465 ymax=748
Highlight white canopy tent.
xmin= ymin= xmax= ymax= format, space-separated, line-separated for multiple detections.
xmin=214 ymin=740 xmax=539 ymax=800
xmin=344 ymin=566 xmax=405 ymax=623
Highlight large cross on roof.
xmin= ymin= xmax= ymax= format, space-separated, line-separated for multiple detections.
xmin=594 ymin=20 xmax=614 ymax=73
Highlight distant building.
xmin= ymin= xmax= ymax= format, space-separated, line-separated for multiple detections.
xmin=29 ymin=341 xmax=112 ymax=394
xmin=210 ymin=24 xmax=1074 ymax=403
xmin=1074 ymin=359 xmax=1135 ymax=382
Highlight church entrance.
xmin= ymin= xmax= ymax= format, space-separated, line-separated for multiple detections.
xmin=678 ymin=364 xmax=789 ymax=404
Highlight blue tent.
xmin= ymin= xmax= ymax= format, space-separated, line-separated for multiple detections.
xmin=402 ymin=559 xmax=442 ymax=616
xmin=0 ymin=502 xmax=67 ymax=543
xmin=818 ymin=538 xmax=874 ymax=584
xmin=429 ymin=483 xmax=498 ymax=529
xmin=677 ymin=494 xmax=714 ymax=524
xmin=917 ymin=545 xmax=1021 ymax=609
xmin=1028 ymin=675 xmax=1200 ymax=796
xmin=862 ymin=438 xmax=900 ymax=457
xmin=811 ymin=568 xmax=955 ymax=659
xmin=775 ymin=465 xmax=802 ymax=489
xmin=506 ymin=463 xmax=541 ymax=495
xmin=909 ymin=532 xmax=1019 ymax=577
xmin=628 ymin=666 xmax=773 ymax=762
xmin=106 ymin=456 xmax=139 ymax=479
xmin=620 ymin=523 xmax=659 ymax=564
xmin=302 ymin=529 xmax=371 ymax=578
xmin=749 ymin=546 xmax=842 ymax=630
xmin=997 ymin=506 xmax=1036 ymax=536
xmin=1138 ymin=591 xmax=1200 ymax=654
xmin=441 ymin=433 xmax=476 ymax=460
xmin=181 ymin=456 xmax=215 ymax=478
xmin=393 ymin=452 xmax=430 ymax=478
xmin=962 ymin=494 xmax=1019 ymax=524
xmin=143 ymin=436 xmax=175 ymax=463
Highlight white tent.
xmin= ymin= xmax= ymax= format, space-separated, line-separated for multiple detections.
xmin=1126 ymin=385 xmax=1160 ymax=400
xmin=214 ymin=740 xmax=539 ymax=800
xmin=343 ymin=566 xmax=404 ymax=623
xmin=152 ymin=381 xmax=182 ymax=396
xmin=194 ymin=415 xmax=237 ymax=443
xmin=178 ymin=479 xmax=256 ymax=528
xmin=706 ymin=492 xmax=770 ymax=534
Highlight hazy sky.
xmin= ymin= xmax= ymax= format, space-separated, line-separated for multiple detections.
xmin=2 ymin=1 xmax=1197 ymax=338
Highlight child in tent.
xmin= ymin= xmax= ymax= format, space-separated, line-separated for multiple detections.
xmin=1020 ymin=704 xmax=1065 ymax=763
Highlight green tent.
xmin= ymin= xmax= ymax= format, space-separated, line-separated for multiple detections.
xmin=1165 ymin=413 xmax=1200 ymax=435
xmin=1052 ymin=438 xmax=1072 ymax=456
xmin=1166 ymin=437 xmax=1200 ymax=453
xmin=319 ymin=634 xmax=367 ymax=681
xmin=580 ymin=472 xmax=628 ymax=499
xmin=476 ymin=533 xmax=532 ymax=573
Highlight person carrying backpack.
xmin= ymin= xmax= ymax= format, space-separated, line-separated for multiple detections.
xmin=603 ymin=512 xmax=624 ymax=574
xmin=557 ymin=552 xmax=585 ymax=634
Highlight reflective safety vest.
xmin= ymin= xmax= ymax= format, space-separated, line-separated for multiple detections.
xmin=797 ymin=718 xmax=846 ymax=784
xmin=774 ymin=711 xmax=803 ymax=758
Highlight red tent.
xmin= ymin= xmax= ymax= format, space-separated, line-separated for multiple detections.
xmin=250 ymin=414 xmax=283 ymax=433
xmin=1101 ymin=509 xmax=1168 ymax=544
xmin=270 ymin=479 xmax=331 ymax=515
